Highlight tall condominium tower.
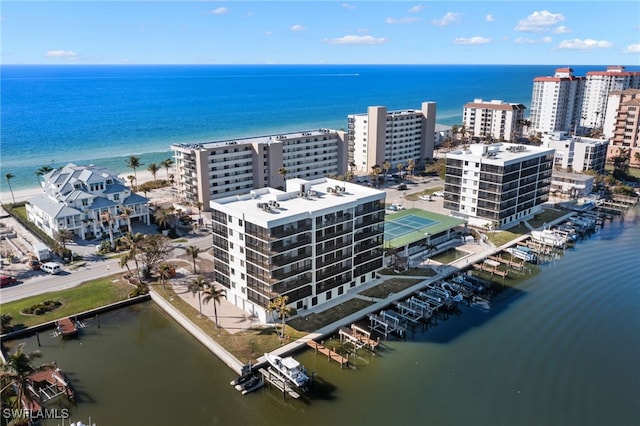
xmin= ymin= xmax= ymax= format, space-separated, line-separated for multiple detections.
xmin=603 ymin=89 xmax=640 ymax=167
xmin=462 ymin=99 xmax=527 ymax=142
xmin=581 ymin=66 xmax=640 ymax=130
xmin=530 ymin=68 xmax=585 ymax=134
xmin=347 ymin=102 xmax=436 ymax=173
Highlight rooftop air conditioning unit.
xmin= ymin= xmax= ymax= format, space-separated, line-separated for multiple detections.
xmin=327 ymin=187 xmax=334 ymax=193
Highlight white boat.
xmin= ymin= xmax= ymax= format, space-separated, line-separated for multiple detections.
xmin=264 ymin=353 xmax=311 ymax=391
xmin=506 ymin=245 xmax=537 ymax=262
xmin=531 ymin=230 xmax=566 ymax=247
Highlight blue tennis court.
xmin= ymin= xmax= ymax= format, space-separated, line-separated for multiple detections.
xmin=384 ymin=214 xmax=439 ymax=239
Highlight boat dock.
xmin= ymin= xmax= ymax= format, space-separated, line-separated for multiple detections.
xmin=368 ymin=310 xmax=406 ymax=339
xmin=338 ymin=324 xmax=379 ymax=351
xmin=307 ymin=340 xmax=349 ymax=367
xmin=258 ymin=368 xmax=301 ymax=399
xmin=55 ymin=318 xmax=80 ymax=339
xmin=489 ymin=254 xmax=526 ymax=269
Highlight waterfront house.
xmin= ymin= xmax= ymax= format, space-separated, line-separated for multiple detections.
xmin=26 ymin=163 xmax=150 ymax=242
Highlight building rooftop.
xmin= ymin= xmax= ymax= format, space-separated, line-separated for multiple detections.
xmin=384 ymin=208 xmax=466 ymax=248
xmin=170 ymin=129 xmax=337 ymax=151
xmin=211 ymin=177 xmax=385 ymax=227
xmin=446 ymin=143 xmax=553 ymax=164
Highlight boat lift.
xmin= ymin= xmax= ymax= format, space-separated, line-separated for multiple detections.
xmin=339 ymin=324 xmax=380 ymax=351
xmin=368 ymin=310 xmax=405 ymax=339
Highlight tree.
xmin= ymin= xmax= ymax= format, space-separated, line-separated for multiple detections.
xmin=136 ymin=234 xmax=172 ymax=279
xmin=0 ymin=343 xmax=42 ymax=410
xmin=120 ymin=232 xmax=144 ymax=282
xmin=154 ymin=207 xmax=171 ymax=230
xmin=278 ymin=167 xmax=287 ymax=188
xmin=383 ymin=160 xmax=391 ymax=181
xmin=126 ymin=156 xmax=142 ymax=185
xmin=1 ymin=314 xmax=13 ymax=334
xmin=54 ymin=228 xmax=74 ymax=251
xmin=4 ymin=173 xmax=15 ymax=205
xmin=611 ymin=147 xmax=631 ymax=180
xmin=193 ymin=201 xmax=203 ymax=221
xmin=119 ymin=251 xmax=134 ymax=277
xmin=370 ymin=164 xmax=382 ymax=187
xmin=101 ymin=210 xmax=115 ymax=247
xmin=396 ymin=162 xmax=405 ymax=177
xmin=35 ymin=165 xmax=53 ymax=187
xmin=407 ymin=159 xmax=415 ymax=178
xmin=202 ymin=284 xmax=227 ymax=329
xmin=189 ymin=275 xmax=207 ymax=316
xmin=158 ymin=263 xmax=173 ymax=291
xmin=185 ymin=245 xmax=200 ymax=273
xmin=120 ymin=207 xmax=132 ymax=233
xmin=161 ymin=158 xmax=174 ymax=182
xmin=147 ymin=163 xmax=160 ymax=182
xmin=266 ymin=295 xmax=292 ymax=338
xmin=127 ymin=175 xmax=136 ymax=190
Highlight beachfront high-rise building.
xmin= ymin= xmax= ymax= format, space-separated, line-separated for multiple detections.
xmin=347 ymin=102 xmax=436 ymax=174
xmin=602 ymin=89 xmax=640 ymax=167
xmin=208 ymin=177 xmax=385 ymax=322
xmin=462 ymin=99 xmax=527 ymax=142
xmin=171 ymin=129 xmax=346 ymax=209
xmin=542 ymin=132 xmax=609 ymax=173
xmin=530 ymin=67 xmax=585 ymax=134
xmin=26 ymin=163 xmax=150 ymax=241
xmin=443 ymin=143 xmax=554 ymax=228
xmin=581 ymin=66 xmax=640 ymax=131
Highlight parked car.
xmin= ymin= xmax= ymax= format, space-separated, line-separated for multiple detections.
xmin=41 ymin=262 xmax=62 ymax=275
xmin=419 ymin=195 xmax=433 ymax=201
xmin=433 ymin=191 xmax=445 ymax=197
xmin=397 ymin=183 xmax=408 ymax=191
xmin=0 ymin=275 xmax=18 ymax=287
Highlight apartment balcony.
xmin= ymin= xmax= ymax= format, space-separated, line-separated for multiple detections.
xmin=316 ymin=262 xmax=352 ymax=282
xmin=316 ymin=237 xmax=353 ymax=255
xmin=272 ymin=264 xmax=313 ymax=282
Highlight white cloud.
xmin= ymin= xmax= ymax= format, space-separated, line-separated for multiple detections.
xmin=514 ymin=10 xmax=564 ymax=32
xmin=557 ymin=38 xmax=613 ymax=50
xmin=290 ymin=24 xmax=307 ymax=32
xmin=265 ymin=31 xmax=273 ymax=36
xmin=485 ymin=14 xmax=495 ymax=22
xmin=409 ymin=5 xmax=423 ymax=13
xmin=553 ymin=26 xmax=571 ymax=34
xmin=209 ymin=7 xmax=228 ymax=15
xmin=432 ymin=12 xmax=460 ymax=27
xmin=342 ymin=3 xmax=356 ymax=10
xmin=452 ymin=36 xmax=491 ymax=45
xmin=45 ymin=50 xmax=78 ymax=59
xmin=386 ymin=17 xmax=419 ymax=25
xmin=515 ymin=36 xmax=552 ymax=44
xmin=623 ymin=43 xmax=640 ymax=54
xmin=323 ymin=35 xmax=387 ymax=45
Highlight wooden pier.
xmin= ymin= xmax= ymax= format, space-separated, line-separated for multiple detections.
xmin=307 ymin=340 xmax=349 ymax=367
xmin=472 ymin=261 xmax=508 ymax=277
xmin=490 ymin=254 xmax=526 ymax=270
xmin=55 ymin=318 xmax=78 ymax=339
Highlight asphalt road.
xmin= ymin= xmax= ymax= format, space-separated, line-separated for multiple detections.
xmin=0 ymin=234 xmax=213 ymax=304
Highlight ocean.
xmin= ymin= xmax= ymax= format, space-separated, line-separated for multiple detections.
xmin=1 ymin=64 xmax=636 ymax=192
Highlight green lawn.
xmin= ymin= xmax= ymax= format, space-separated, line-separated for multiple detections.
xmin=1 ymin=277 xmax=133 ymax=330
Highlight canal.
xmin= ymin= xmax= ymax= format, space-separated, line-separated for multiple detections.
xmin=6 ymin=205 xmax=639 ymax=426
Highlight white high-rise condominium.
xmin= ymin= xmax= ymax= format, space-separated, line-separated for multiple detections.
xmin=462 ymin=99 xmax=527 ymax=142
xmin=530 ymin=68 xmax=585 ymax=134
xmin=347 ymin=102 xmax=436 ymax=174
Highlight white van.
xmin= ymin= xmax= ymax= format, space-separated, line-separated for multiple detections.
xmin=41 ymin=262 xmax=62 ymax=275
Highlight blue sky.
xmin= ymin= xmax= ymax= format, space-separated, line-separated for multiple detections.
xmin=2 ymin=1 xmax=639 ymax=65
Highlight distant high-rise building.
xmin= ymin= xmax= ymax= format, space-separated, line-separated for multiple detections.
xmin=603 ymin=88 xmax=640 ymax=167
xmin=530 ymin=67 xmax=585 ymax=134
xmin=347 ymin=102 xmax=436 ymax=173
xmin=542 ymin=131 xmax=609 ymax=173
xmin=462 ymin=99 xmax=526 ymax=142
xmin=581 ymin=66 xmax=640 ymax=131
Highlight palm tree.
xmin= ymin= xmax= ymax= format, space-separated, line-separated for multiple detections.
xmin=120 ymin=232 xmax=143 ymax=282
xmin=266 ymin=295 xmax=291 ymax=338
xmin=119 ymin=251 xmax=133 ymax=277
xmin=278 ymin=167 xmax=287 ymax=189
xmin=189 ymin=275 xmax=207 ymax=316
xmin=383 ymin=160 xmax=391 ymax=181
xmin=54 ymin=228 xmax=74 ymax=251
xmin=126 ymin=156 xmax=142 ymax=185
xmin=35 ymin=165 xmax=53 ymax=187
xmin=4 ymin=173 xmax=16 ymax=204
xmin=202 ymin=284 xmax=227 ymax=329
xmin=370 ymin=164 xmax=382 ymax=187
xmin=161 ymin=158 xmax=174 ymax=181
xmin=101 ymin=210 xmax=115 ymax=247
xmin=147 ymin=163 xmax=160 ymax=182
xmin=1 ymin=343 xmax=42 ymax=410
xmin=120 ymin=207 xmax=132 ymax=233
xmin=1 ymin=314 xmax=13 ymax=334
xmin=127 ymin=174 xmax=136 ymax=190
xmin=396 ymin=162 xmax=405 ymax=177
xmin=407 ymin=159 xmax=415 ymax=178
xmin=154 ymin=207 xmax=170 ymax=230
xmin=185 ymin=245 xmax=200 ymax=273
xmin=193 ymin=201 xmax=203 ymax=220
xmin=158 ymin=263 xmax=173 ymax=291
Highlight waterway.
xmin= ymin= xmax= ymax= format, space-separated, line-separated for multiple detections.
xmin=5 ymin=206 xmax=639 ymax=426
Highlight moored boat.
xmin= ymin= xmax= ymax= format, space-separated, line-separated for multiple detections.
xmin=264 ymin=353 xmax=311 ymax=391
